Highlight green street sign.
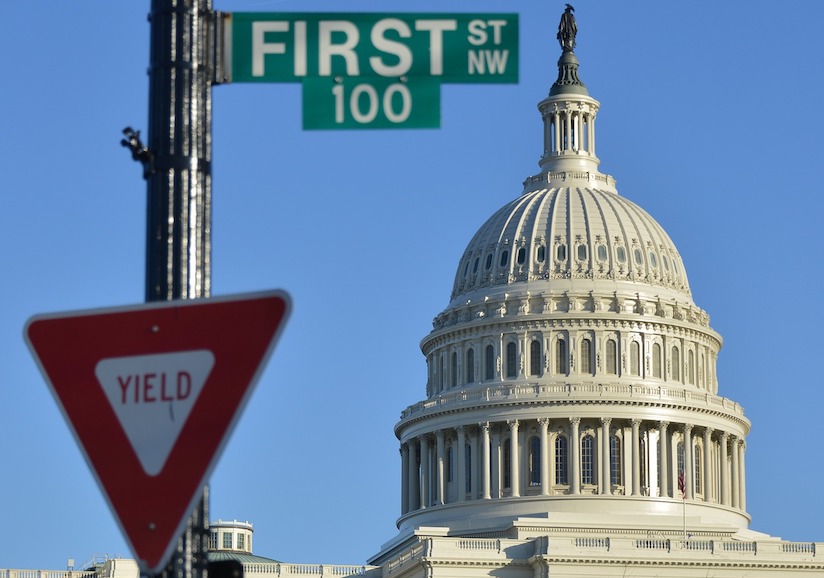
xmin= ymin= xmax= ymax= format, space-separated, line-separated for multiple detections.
xmin=223 ymin=12 xmax=518 ymax=129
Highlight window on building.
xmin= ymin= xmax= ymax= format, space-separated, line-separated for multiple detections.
xmin=677 ymin=441 xmax=685 ymax=496
xmin=517 ymin=247 xmax=526 ymax=265
xmin=581 ymin=435 xmax=595 ymax=485
xmin=530 ymin=340 xmax=542 ymax=376
xmin=485 ymin=344 xmax=495 ymax=380
xmin=606 ymin=340 xmax=617 ymax=374
xmin=237 ymin=533 xmax=245 ymax=552
xmin=447 ymin=446 xmax=454 ymax=483
xmin=556 ymin=339 xmax=568 ymax=374
xmin=688 ymin=350 xmax=695 ymax=384
xmin=580 ymin=338 xmax=592 ymax=374
xmin=485 ymin=254 xmax=493 ymax=270
xmin=210 ymin=532 xmax=218 ymax=550
xmin=537 ymin=245 xmax=546 ymax=262
xmin=597 ymin=244 xmax=608 ymax=261
xmin=506 ymin=342 xmax=517 ymax=378
xmin=529 ymin=436 xmax=541 ymax=485
xmin=466 ymin=348 xmax=475 ymax=383
xmin=652 ymin=343 xmax=662 ymax=378
xmin=694 ymin=445 xmax=702 ymax=495
xmin=616 ymin=246 xmax=626 ymax=263
xmin=450 ymin=352 xmax=457 ymax=388
xmin=577 ymin=244 xmax=588 ymax=261
xmin=610 ymin=435 xmax=621 ymax=486
xmin=500 ymin=250 xmax=509 ymax=267
xmin=630 ymin=341 xmax=640 ymax=376
xmin=555 ymin=436 xmax=568 ymax=485
xmin=439 ymin=355 xmax=444 ymax=391
xmin=672 ymin=347 xmax=681 ymax=381
xmin=223 ymin=532 xmax=233 ymax=549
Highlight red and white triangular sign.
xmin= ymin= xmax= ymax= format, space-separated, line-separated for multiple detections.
xmin=24 ymin=290 xmax=291 ymax=573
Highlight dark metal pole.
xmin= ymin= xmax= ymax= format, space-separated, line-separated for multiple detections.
xmin=143 ymin=1 xmax=214 ymax=577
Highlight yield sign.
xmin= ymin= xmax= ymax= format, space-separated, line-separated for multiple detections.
xmin=24 ymin=290 xmax=291 ymax=572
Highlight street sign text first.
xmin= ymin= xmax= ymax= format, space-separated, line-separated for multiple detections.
xmin=227 ymin=13 xmax=517 ymax=82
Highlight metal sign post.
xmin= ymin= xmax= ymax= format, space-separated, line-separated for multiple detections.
xmin=124 ymin=1 xmax=217 ymax=576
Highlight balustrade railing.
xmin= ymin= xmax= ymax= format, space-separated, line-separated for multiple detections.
xmin=402 ymin=382 xmax=743 ymax=420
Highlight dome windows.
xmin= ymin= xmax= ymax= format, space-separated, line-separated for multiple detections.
xmin=485 ymin=254 xmax=493 ymax=270
xmin=516 ymin=247 xmax=526 ymax=265
xmin=596 ymin=244 xmax=607 ymax=261
xmin=616 ymin=246 xmax=626 ymax=263
xmin=633 ymin=248 xmax=643 ymax=266
xmin=473 ymin=257 xmax=480 ymax=274
xmin=536 ymin=245 xmax=546 ymax=263
xmin=649 ymin=251 xmax=658 ymax=269
xmin=576 ymin=244 xmax=588 ymax=261
xmin=556 ymin=244 xmax=567 ymax=261
xmin=500 ymin=250 xmax=509 ymax=267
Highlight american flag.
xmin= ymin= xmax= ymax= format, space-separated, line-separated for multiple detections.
xmin=678 ymin=469 xmax=686 ymax=498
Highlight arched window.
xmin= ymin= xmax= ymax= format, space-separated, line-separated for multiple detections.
xmin=688 ymin=350 xmax=696 ymax=384
xmin=610 ymin=435 xmax=621 ymax=485
xmin=672 ymin=347 xmax=681 ymax=381
xmin=580 ymin=338 xmax=592 ymax=374
xmin=503 ymin=441 xmax=512 ymax=489
xmin=466 ymin=348 xmax=475 ymax=384
xmin=556 ymin=339 xmax=568 ymax=374
xmin=439 ymin=355 xmax=445 ymax=391
xmin=447 ymin=446 xmax=454 ymax=483
xmin=676 ymin=441 xmax=685 ymax=497
xmin=485 ymin=344 xmax=495 ymax=380
xmin=506 ymin=342 xmax=517 ymax=378
xmin=694 ymin=444 xmax=702 ymax=494
xmin=606 ymin=340 xmax=617 ymax=375
xmin=630 ymin=341 xmax=641 ymax=376
xmin=581 ymin=435 xmax=595 ymax=485
xmin=450 ymin=351 xmax=457 ymax=388
xmin=555 ymin=436 xmax=568 ymax=485
xmin=530 ymin=339 xmax=542 ymax=376
xmin=465 ymin=443 xmax=472 ymax=494
xmin=529 ymin=436 xmax=541 ymax=485
xmin=652 ymin=343 xmax=662 ymax=378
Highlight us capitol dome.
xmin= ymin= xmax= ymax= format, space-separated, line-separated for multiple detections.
xmin=389 ymin=7 xmax=750 ymax=543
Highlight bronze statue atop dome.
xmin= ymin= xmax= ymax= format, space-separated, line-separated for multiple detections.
xmin=557 ymin=4 xmax=577 ymax=52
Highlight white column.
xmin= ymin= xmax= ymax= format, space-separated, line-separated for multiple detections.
xmin=480 ymin=422 xmax=491 ymax=499
xmin=600 ymin=418 xmax=611 ymax=495
xmin=739 ymin=441 xmax=747 ymax=512
xmin=509 ymin=420 xmax=520 ymax=497
xmin=719 ymin=432 xmax=729 ymax=506
xmin=401 ymin=443 xmax=409 ymax=514
xmin=539 ymin=418 xmax=550 ymax=495
xmin=470 ymin=429 xmax=479 ymax=500
xmin=570 ymin=418 xmax=581 ymax=495
xmin=631 ymin=419 xmax=641 ymax=496
xmin=436 ymin=430 xmax=446 ymax=505
xmin=456 ymin=426 xmax=466 ymax=503
xmin=590 ymin=114 xmax=596 ymax=156
xmin=553 ymin=112 xmax=561 ymax=154
xmin=684 ymin=424 xmax=693 ymax=500
xmin=730 ymin=437 xmax=740 ymax=509
xmin=419 ymin=435 xmax=430 ymax=508
xmin=703 ymin=428 xmax=713 ymax=502
xmin=659 ymin=421 xmax=669 ymax=498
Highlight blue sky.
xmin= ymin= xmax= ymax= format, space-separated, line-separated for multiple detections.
xmin=2 ymin=0 xmax=823 ymax=570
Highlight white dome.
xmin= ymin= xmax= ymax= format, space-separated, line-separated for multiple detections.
xmin=450 ymin=178 xmax=692 ymax=307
